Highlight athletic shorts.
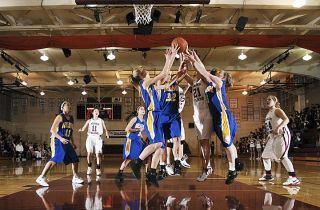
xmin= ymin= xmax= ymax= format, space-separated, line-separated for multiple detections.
xmin=50 ymin=138 xmax=79 ymax=165
xmin=212 ymin=109 xmax=238 ymax=148
xmin=193 ymin=114 xmax=214 ymax=140
xmin=262 ymin=128 xmax=291 ymax=161
xmin=145 ymin=111 xmax=164 ymax=147
xmin=123 ymin=136 xmax=143 ymax=160
xmin=86 ymin=135 xmax=103 ymax=154
xmin=162 ymin=115 xmax=182 ymax=140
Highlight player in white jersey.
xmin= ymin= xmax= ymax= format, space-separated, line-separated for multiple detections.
xmin=249 ymin=134 xmax=256 ymax=160
xmin=256 ymin=139 xmax=262 ymax=160
xmin=79 ymin=109 xmax=109 ymax=177
xmin=185 ymin=71 xmax=214 ymax=182
xmin=259 ymin=95 xmax=300 ymax=186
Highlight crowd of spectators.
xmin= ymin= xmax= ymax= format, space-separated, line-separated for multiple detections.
xmin=0 ymin=127 xmax=50 ymax=161
xmin=237 ymin=104 xmax=320 ymax=158
xmin=288 ymin=104 xmax=320 ymax=147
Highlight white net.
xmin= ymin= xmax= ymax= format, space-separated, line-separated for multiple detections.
xmin=133 ymin=4 xmax=153 ymax=25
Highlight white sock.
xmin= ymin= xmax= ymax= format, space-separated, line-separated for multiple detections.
xmin=228 ymin=161 xmax=235 ymax=171
xmin=263 ymin=159 xmax=272 ymax=171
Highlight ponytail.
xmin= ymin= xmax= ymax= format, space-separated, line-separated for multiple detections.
xmin=130 ymin=69 xmax=143 ymax=90
xmin=210 ymin=67 xmax=232 ymax=87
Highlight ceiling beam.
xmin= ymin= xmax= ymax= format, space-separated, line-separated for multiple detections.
xmin=0 ymin=0 xmax=320 ymax=10
xmin=1 ymin=61 xmax=319 ymax=79
xmin=0 ymin=23 xmax=319 ymax=31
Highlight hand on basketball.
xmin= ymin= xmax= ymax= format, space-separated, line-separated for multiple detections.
xmin=165 ymin=44 xmax=179 ymax=60
xmin=60 ymin=138 xmax=69 ymax=144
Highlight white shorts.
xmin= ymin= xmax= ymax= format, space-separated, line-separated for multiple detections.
xmin=261 ymin=130 xmax=291 ymax=161
xmin=193 ymin=114 xmax=214 ymax=140
xmin=86 ymin=135 xmax=103 ymax=154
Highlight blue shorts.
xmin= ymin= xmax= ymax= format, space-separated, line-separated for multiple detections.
xmin=212 ymin=110 xmax=237 ymax=148
xmin=50 ymin=138 xmax=79 ymax=165
xmin=123 ymin=137 xmax=143 ymax=160
xmin=145 ymin=111 xmax=164 ymax=147
xmin=162 ymin=115 xmax=182 ymax=139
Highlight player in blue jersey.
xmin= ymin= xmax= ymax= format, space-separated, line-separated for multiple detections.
xmin=158 ymin=60 xmax=188 ymax=179
xmin=186 ymin=51 xmax=244 ymax=185
xmin=129 ymin=45 xmax=178 ymax=187
xmin=36 ymin=101 xmax=84 ymax=187
xmin=115 ymin=106 xmax=145 ymax=183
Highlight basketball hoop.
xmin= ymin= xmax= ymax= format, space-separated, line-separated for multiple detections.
xmin=133 ymin=4 xmax=153 ymax=25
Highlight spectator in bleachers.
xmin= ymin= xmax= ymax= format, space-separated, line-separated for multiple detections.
xmin=15 ymin=141 xmax=24 ymax=161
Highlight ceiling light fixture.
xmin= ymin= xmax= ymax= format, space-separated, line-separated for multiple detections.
xmin=260 ymin=80 xmax=266 ymax=85
xmin=94 ymin=10 xmax=100 ymax=23
xmin=235 ymin=16 xmax=249 ymax=32
xmin=175 ymin=10 xmax=181 ymax=23
xmin=194 ymin=7 xmax=202 ymax=23
xmin=303 ymin=54 xmax=312 ymax=61
xmin=40 ymin=54 xmax=49 ymax=61
xmin=242 ymin=90 xmax=248 ymax=95
xmin=238 ymin=50 xmax=247 ymax=60
xmin=81 ymin=89 xmax=87 ymax=95
xmin=107 ymin=51 xmax=116 ymax=60
xmin=68 ymin=79 xmax=75 ymax=86
xmin=292 ymin=0 xmax=306 ymax=8
xmin=117 ymin=80 xmax=123 ymax=85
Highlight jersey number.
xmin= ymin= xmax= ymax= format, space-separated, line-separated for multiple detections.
xmin=193 ymin=87 xmax=201 ymax=98
xmin=92 ymin=125 xmax=97 ymax=132
xmin=65 ymin=129 xmax=71 ymax=138
xmin=166 ymin=93 xmax=177 ymax=102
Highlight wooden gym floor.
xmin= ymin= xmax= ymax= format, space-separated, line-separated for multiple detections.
xmin=0 ymin=156 xmax=319 ymax=210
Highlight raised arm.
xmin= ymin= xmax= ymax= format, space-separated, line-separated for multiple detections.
xmin=143 ymin=45 xmax=179 ymax=89
xmin=187 ymin=50 xmax=223 ymax=88
xmin=184 ymin=73 xmax=194 ymax=86
xmin=183 ymin=83 xmax=191 ymax=94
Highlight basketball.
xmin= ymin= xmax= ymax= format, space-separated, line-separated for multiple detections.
xmin=171 ymin=37 xmax=188 ymax=53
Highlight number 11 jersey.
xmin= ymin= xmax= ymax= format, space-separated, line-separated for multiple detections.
xmin=88 ymin=118 xmax=104 ymax=136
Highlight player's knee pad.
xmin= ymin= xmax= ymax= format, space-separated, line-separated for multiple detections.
xmin=180 ymin=140 xmax=186 ymax=145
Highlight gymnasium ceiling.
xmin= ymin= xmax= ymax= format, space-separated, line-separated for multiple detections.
xmin=0 ymin=0 xmax=319 ymax=93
